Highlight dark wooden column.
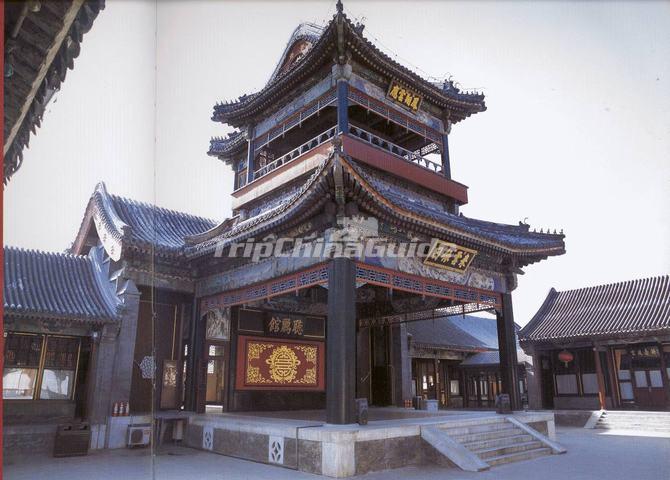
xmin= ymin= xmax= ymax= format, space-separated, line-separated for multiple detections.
xmin=497 ymin=292 xmax=521 ymax=409
xmin=183 ymin=302 xmax=199 ymax=411
xmin=337 ymin=79 xmax=349 ymax=134
xmin=246 ymin=126 xmax=255 ymax=185
xmin=658 ymin=342 xmax=670 ymax=408
xmin=441 ymin=133 xmax=451 ymax=179
xmin=593 ymin=345 xmax=608 ymax=410
xmin=327 ymin=257 xmax=357 ymax=424
xmin=605 ymin=347 xmax=621 ymax=408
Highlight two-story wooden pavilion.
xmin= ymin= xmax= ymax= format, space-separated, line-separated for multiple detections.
xmin=185 ymin=2 xmax=566 ymax=423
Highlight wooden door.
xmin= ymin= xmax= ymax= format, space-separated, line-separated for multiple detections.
xmin=633 ymin=369 xmax=665 ymax=409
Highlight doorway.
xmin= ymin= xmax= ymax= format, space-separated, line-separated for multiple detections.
xmin=370 ymin=326 xmax=393 ymax=405
xmin=412 ymin=359 xmax=437 ymax=401
xmin=540 ymin=354 xmax=555 ymax=409
xmin=205 ymin=342 xmax=226 ymax=405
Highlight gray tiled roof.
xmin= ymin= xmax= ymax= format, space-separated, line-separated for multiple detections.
xmin=410 ymin=315 xmax=531 ymax=366
xmin=208 ymin=130 xmax=246 ymax=158
xmin=79 ymin=182 xmax=218 ymax=257
xmin=408 ymin=315 xmax=499 ymax=351
xmin=4 ymin=247 xmax=119 ymax=323
xmin=212 ymin=13 xmax=486 ymax=126
xmin=460 ymin=349 xmax=532 ymax=367
xmin=519 ymin=276 xmax=670 ymax=343
xmin=355 ymin=161 xmax=566 ymax=254
xmin=109 ymin=193 xmax=217 ymax=252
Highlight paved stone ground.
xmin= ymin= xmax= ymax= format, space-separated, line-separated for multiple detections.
xmin=4 ymin=427 xmax=669 ymax=480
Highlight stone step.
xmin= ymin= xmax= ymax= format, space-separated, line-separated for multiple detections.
xmin=598 ymin=418 xmax=670 ymax=425
xmin=600 ymin=417 xmax=670 ymax=425
xmin=452 ymin=427 xmax=524 ymax=444
xmin=462 ymin=434 xmax=534 ymax=451
xmin=602 ymin=412 xmax=670 ymax=418
xmin=596 ymin=424 xmax=670 ymax=432
xmin=441 ymin=422 xmax=516 ymax=437
xmin=487 ymin=447 xmax=552 ymax=467
xmin=474 ymin=440 xmax=544 ymax=460
xmin=603 ymin=411 xmax=670 ymax=417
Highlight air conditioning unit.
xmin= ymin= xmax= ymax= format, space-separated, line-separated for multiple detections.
xmin=127 ymin=424 xmax=152 ymax=448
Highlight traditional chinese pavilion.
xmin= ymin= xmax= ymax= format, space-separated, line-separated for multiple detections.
xmin=4 ymin=2 xmax=568 ymax=468
xmin=192 ymin=1 xmax=565 ymax=424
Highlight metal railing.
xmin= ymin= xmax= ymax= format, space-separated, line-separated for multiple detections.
xmin=253 ymin=126 xmax=338 ymax=179
xmin=348 ymin=125 xmax=444 ymax=174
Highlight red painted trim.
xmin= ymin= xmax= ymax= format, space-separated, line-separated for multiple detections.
xmin=200 ymin=262 xmax=330 ymax=311
xmin=341 ymin=135 xmax=469 ymax=204
xmin=235 ymin=335 xmax=326 ymax=391
xmin=232 ymin=141 xmax=332 ymax=199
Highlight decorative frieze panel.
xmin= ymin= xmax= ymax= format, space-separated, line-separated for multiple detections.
xmin=199 ymin=261 xmax=501 ymax=312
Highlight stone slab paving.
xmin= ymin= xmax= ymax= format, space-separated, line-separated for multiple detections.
xmin=4 ymin=427 xmax=669 ymax=480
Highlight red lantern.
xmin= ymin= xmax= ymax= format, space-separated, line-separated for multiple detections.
xmin=558 ymin=350 xmax=574 ymax=367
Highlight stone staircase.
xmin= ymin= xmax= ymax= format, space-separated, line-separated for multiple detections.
xmin=442 ymin=419 xmax=552 ymax=467
xmin=595 ymin=411 xmax=670 ymax=434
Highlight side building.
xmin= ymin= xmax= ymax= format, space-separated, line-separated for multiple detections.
xmin=408 ymin=315 xmax=531 ymax=409
xmin=520 ymin=276 xmax=670 ymax=411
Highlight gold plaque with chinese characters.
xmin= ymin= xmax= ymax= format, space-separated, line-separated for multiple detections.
xmin=387 ymin=80 xmax=423 ymax=112
xmin=423 ymin=239 xmax=477 ymax=273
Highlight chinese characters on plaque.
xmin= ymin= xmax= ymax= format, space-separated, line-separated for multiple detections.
xmin=267 ymin=316 xmax=304 ymax=336
xmin=423 ymin=239 xmax=477 ymax=273
xmin=387 ymin=80 xmax=423 ymax=112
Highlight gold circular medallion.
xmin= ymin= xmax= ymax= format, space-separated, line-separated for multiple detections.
xmin=266 ymin=345 xmax=301 ymax=383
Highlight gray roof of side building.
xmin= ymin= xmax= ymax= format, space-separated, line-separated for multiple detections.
xmin=3 ymin=246 xmax=120 ymax=323
xmin=73 ymin=182 xmax=218 ymax=258
xmin=519 ymin=275 xmax=670 ymax=344
xmin=409 ymin=314 xmax=532 ymax=366
xmin=407 ymin=315 xmax=500 ymax=351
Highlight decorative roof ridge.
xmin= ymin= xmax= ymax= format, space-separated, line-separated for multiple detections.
xmin=208 ymin=129 xmax=247 ymax=157
xmin=186 ymin=151 xmax=336 ymax=258
xmin=552 ymin=274 xmax=670 ymax=296
xmin=92 ymin=181 xmax=132 ymax=241
xmin=212 ymin=5 xmax=485 ymax=125
xmin=339 ymin=155 xmax=565 ymax=255
xmin=518 ymin=287 xmax=558 ymax=339
xmin=266 ymin=22 xmax=326 ymax=85
xmin=184 ymin=215 xmax=240 ymax=245
xmin=108 ymin=191 xmax=217 ymax=226
xmin=5 ymin=244 xmax=91 ymax=261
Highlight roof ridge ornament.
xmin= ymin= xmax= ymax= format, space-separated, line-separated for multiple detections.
xmin=336 ymin=0 xmax=344 ymax=14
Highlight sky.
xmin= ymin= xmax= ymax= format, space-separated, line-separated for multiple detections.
xmin=4 ymin=1 xmax=670 ymax=326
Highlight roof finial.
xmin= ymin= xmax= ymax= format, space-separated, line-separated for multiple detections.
xmin=336 ymin=0 xmax=344 ymax=14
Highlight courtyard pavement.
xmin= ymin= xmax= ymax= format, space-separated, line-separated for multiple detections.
xmin=4 ymin=427 xmax=669 ymax=480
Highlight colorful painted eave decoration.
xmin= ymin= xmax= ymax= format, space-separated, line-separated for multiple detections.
xmin=235 ymin=336 xmax=325 ymax=391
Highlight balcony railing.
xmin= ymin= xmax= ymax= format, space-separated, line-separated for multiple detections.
xmin=253 ymin=126 xmax=338 ymax=179
xmin=348 ymin=125 xmax=444 ymax=174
